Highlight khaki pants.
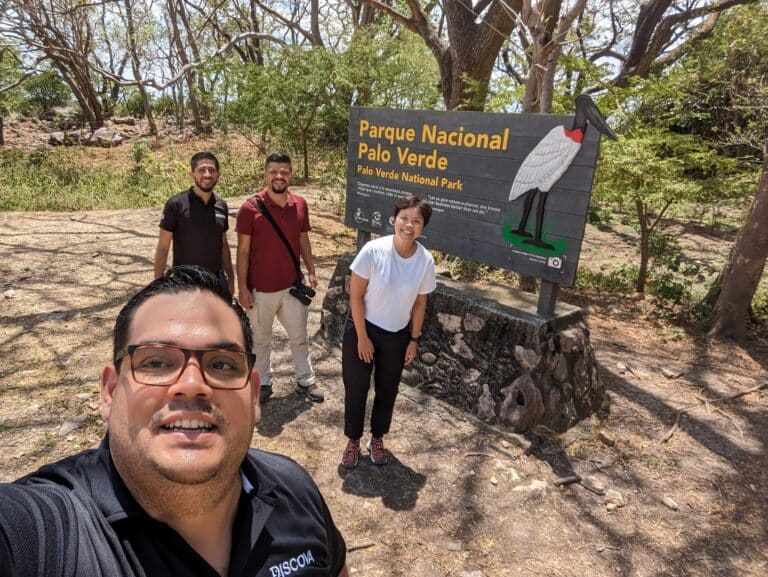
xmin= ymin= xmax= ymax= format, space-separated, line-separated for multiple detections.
xmin=247 ymin=288 xmax=315 ymax=389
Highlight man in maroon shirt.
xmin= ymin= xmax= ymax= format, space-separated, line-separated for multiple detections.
xmin=236 ymin=153 xmax=323 ymax=404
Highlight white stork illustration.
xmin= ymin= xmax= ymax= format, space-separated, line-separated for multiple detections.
xmin=508 ymin=95 xmax=618 ymax=250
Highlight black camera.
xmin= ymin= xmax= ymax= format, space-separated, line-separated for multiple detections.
xmin=289 ymin=280 xmax=316 ymax=306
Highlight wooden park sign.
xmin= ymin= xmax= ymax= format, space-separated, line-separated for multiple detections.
xmin=345 ymin=98 xmax=616 ymax=316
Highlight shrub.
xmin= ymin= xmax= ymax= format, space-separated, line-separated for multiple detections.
xmin=20 ymin=70 xmax=71 ymax=116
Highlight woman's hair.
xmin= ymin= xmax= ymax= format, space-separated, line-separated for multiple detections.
xmin=393 ymin=195 xmax=432 ymax=227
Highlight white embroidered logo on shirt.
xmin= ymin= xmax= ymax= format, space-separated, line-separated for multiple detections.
xmin=269 ymin=549 xmax=316 ymax=576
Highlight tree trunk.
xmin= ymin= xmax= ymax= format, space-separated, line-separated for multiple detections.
xmin=124 ymin=0 xmax=157 ymax=136
xmin=635 ymin=199 xmax=651 ymax=294
xmin=167 ymin=0 xmax=205 ymax=134
xmin=706 ymin=138 xmax=768 ymax=339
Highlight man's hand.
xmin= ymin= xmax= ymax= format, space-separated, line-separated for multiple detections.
xmin=307 ymin=272 xmax=318 ymax=289
xmin=239 ymin=286 xmax=254 ymax=309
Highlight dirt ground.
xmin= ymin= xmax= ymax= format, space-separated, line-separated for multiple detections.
xmin=1 ymin=187 xmax=767 ymax=577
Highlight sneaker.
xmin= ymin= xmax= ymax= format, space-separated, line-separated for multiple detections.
xmin=341 ymin=439 xmax=360 ymax=469
xmin=296 ymin=382 xmax=324 ymax=403
xmin=259 ymin=385 xmax=273 ymax=404
xmin=367 ymin=437 xmax=388 ymax=465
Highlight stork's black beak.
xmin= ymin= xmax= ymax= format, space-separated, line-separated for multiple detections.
xmin=574 ymin=95 xmax=618 ymax=141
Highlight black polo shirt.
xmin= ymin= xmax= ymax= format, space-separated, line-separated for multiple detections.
xmin=160 ymin=188 xmax=229 ymax=273
xmin=0 ymin=439 xmax=346 ymax=577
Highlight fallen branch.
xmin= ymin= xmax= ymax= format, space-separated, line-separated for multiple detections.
xmin=553 ymin=475 xmax=581 ymax=486
xmin=347 ymin=540 xmax=376 ymax=552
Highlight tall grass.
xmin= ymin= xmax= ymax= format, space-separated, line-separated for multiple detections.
xmin=0 ymin=142 xmax=262 ymax=211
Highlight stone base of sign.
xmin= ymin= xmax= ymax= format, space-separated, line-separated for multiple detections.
xmin=320 ymin=254 xmax=605 ymax=433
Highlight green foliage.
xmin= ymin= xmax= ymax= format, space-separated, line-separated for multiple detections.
xmin=344 ymin=26 xmax=441 ymax=111
xmin=631 ymin=4 xmax=768 ymax=158
xmin=576 ymin=265 xmax=637 ymax=294
xmin=154 ymin=94 xmax=176 ymax=117
xmin=0 ymin=48 xmax=23 ymax=114
xmin=0 ymin=147 xmax=193 ymax=211
xmin=594 ymin=127 xmax=731 ymax=212
xmin=587 ymin=204 xmax=613 ymax=226
xmin=20 ymin=70 xmax=71 ymax=116
xmin=117 ymin=89 xmax=148 ymax=118
xmin=224 ymin=28 xmax=440 ymax=177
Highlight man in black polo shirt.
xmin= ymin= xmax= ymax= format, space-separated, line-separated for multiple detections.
xmin=154 ymin=152 xmax=235 ymax=295
xmin=0 ymin=266 xmax=349 ymax=577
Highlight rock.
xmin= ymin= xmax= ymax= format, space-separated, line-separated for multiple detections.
xmin=450 ymin=334 xmax=474 ymax=360
xmin=500 ymin=440 xmax=510 ymax=449
xmin=437 ymin=312 xmax=463 ymax=333
xmin=499 ymin=374 xmax=544 ymax=432
xmin=3 ymin=289 xmax=15 ymax=299
xmin=514 ymin=345 xmax=540 ymax=372
xmin=490 ymin=476 xmax=499 ymax=485
xmin=581 ymin=476 xmax=607 ymax=495
xmin=420 ymin=352 xmax=437 ymax=365
xmin=512 ymin=479 xmax=547 ymax=496
xmin=661 ymin=496 xmax=679 ymax=511
xmin=559 ymin=327 xmax=586 ymax=352
xmin=661 ymin=367 xmax=684 ymax=379
xmin=64 ymin=130 xmax=83 ymax=144
xmin=463 ymin=369 xmax=481 ymax=384
xmin=49 ymin=131 xmax=67 ymax=145
xmin=476 ymin=384 xmax=496 ymax=422
xmin=325 ymin=285 xmax=343 ymax=298
xmin=598 ymin=430 xmax=616 ymax=447
xmin=58 ymin=414 xmax=88 ymax=437
xmin=608 ymin=305 xmax=626 ymax=315
xmin=606 ymin=503 xmax=618 ymax=512
xmin=445 ymin=541 xmax=464 ymax=552
xmin=87 ymin=127 xmax=123 ymax=147
xmin=552 ymin=354 xmax=569 ymax=382
xmin=463 ymin=313 xmax=485 ymax=332
xmin=111 ymin=116 xmax=137 ymax=125
xmin=321 ymin=310 xmax=333 ymax=329
xmin=604 ymin=489 xmax=626 ymax=508
xmin=459 ymin=571 xmax=485 ymax=577
xmin=617 ymin=362 xmax=628 ymax=374
xmin=86 ymin=402 xmax=99 ymax=411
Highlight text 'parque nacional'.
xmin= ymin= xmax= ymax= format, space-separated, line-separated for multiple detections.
xmin=357 ymin=119 xmax=510 ymax=171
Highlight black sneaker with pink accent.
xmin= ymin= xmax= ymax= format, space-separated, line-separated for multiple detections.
xmin=367 ymin=437 xmax=388 ymax=465
xmin=341 ymin=439 xmax=360 ymax=469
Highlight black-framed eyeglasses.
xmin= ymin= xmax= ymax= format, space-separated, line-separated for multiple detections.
xmin=115 ymin=344 xmax=255 ymax=390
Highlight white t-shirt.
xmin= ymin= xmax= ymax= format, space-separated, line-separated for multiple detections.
xmin=350 ymin=235 xmax=436 ymax=332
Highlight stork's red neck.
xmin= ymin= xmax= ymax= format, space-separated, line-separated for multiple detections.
xmin=564 ymin=127 xmax=584 ymax=143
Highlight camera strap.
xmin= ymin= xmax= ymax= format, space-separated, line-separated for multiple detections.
xmin=248 ymin=196 xmax=302 ymax=282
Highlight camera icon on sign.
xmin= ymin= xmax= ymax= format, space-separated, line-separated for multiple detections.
xmin=547 ymin=256 xmax=564 ymax=270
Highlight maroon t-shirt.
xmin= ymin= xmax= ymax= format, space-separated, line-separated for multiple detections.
xmin=236 ymin=188 xmax=311 ymax=292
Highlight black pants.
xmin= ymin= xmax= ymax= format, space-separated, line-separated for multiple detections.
xmin=342 ymin=319 xmax=410 ymax=440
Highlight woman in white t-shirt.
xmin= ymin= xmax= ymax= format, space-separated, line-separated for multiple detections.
xmin=341 ymin=195 xmax=436 ymax=468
